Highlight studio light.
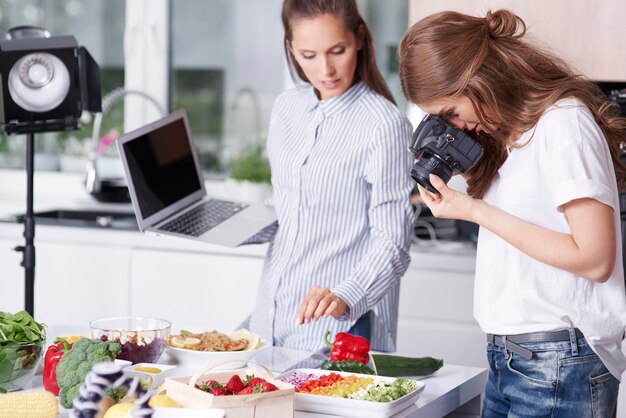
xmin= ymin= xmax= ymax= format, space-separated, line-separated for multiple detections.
xmin=0 ymin=25 xmax=101 ymax=133
xmin=0 ymin=26 xmax=102 ymax=317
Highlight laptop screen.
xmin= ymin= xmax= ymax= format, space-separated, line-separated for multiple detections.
xmin=120 ymin=116 xmax=203 ymax=219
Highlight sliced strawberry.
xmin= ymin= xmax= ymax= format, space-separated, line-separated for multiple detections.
xmin=225 ymin=374 xmax=245 ymax=393
xmin=209 ymin=387 xmax=229 ymax=396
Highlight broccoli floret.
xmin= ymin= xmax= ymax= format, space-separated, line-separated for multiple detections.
xmin=56 ymin=338 xmax=122 ymax=408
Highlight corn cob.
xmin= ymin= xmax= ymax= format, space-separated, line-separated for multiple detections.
xmin=0 ymin=391 xmax=59 ymax=418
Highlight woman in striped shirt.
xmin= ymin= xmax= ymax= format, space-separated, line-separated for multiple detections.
xmin=247 ymin=0 xmax=415 ymax=352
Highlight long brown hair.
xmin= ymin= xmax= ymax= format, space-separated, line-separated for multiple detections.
xmin=398 ymin=9 xmax=626 ymax=198
xmin=281 ymin=0 xmax=395 ymax=104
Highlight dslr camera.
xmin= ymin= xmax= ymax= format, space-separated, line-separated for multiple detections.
xmin=409 ymin=114 xmax=484 ymax=193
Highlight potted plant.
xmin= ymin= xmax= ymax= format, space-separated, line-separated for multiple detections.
xmin=226 ymin=146 xmax=272 ymax=202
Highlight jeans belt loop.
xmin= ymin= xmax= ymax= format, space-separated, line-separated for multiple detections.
xmin=568 ymin=328 xmax=579 ymax=357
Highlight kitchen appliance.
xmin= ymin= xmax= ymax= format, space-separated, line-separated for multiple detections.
xmin=85 ymin=87 xmax=166 ymax=203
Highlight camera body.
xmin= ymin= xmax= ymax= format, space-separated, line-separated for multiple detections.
xmin=409 ymin=114 xmax=484 ymax=192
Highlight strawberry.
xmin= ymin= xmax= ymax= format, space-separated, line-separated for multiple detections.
xmin=225 ymin=374 xmax=245 ymax=393
xmin=196 ymin=379 xmax=222 ymax=392
xmin=209 ymin=387 xmax=229 ymax=396
xmin=259 ymin=382 xmax=277 ymax=392
xmin=237 ymin=386 xmax=256 ymax=395
xmin=245 ymin=376 xmax=266 ymax=388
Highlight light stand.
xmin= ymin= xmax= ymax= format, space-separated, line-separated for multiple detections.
xmin=0 ymin=26 xmax=101 ymax=317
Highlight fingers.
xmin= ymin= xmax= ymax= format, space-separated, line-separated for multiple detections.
xmin=296 ymin=286 xmax=347 ymax=325
xmin=429 ymin=174 xmax=448 ymax=196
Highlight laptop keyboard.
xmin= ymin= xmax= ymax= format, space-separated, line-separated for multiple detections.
xmin=159 ymin=199 xmax=248 ymax=237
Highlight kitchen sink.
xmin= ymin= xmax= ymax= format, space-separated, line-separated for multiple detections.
xmin=12 ymin=209 xmax=138 ymax=230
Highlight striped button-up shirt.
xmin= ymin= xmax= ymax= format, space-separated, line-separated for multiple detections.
xmin=249 ymin=81 xmax=415 ymax=352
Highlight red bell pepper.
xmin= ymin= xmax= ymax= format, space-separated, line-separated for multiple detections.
xmin=43 ymin=338 xmax=72 ymax=395
xmin=323 ymin=330 xmax=370 ymax=364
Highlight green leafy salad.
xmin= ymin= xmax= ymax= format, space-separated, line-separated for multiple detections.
xmin=347 ymin=378 xmax=417 ymax=402
xmin=0 ymin=311 xmax=46 ymax=393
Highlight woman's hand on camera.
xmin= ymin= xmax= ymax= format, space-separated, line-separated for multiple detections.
xmin=296 ymin=285 xmax=348 ymax=325
xmin=418 ymin=174 xmax=477 ymax=222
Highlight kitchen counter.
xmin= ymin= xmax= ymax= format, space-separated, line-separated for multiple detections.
xmin=22 ymin=345 xmax=487 ymax=418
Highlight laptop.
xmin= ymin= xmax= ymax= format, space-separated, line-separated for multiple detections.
xmin=117 ymin=109 xmax=276 ymax=247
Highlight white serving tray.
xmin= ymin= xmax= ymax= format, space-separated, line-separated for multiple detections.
xmin=280 ymin=368 xmax=425 ymax=418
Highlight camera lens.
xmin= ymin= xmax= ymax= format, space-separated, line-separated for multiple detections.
xmin=410 ymin=149 xmax=453 ymax=193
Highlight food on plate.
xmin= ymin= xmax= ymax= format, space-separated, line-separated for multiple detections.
xmin=0 ymin=311 xmax=46 ymax=393
xmin=277 ymin=371 xmax=417 ymax=402
xmin=323 ymin=330 xmax=370 ymax=364
xmin=228 ymin=329 xmax=261 ymax=350
xmin=347 ymin=378 xmax=418 ymax=402
xmin=167 ymin=329 xmax=258 ymax=352
xmin=148 ymin=394 xmax=180 ymax=408
xmin=43 ymin=337 xmax=73 ymax=395
xmin=195 ymin=373 xmax=278 ymax=396
xmin=0 ymin=391 xmax=58 ymax=418
xmin=56 ymin=338 xmax=122 ymax=408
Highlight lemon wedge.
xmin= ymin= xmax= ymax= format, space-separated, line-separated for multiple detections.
xmin=229 ymin=329 xmax=261 ymax=350
xmin=169 ymin=337 xmax=186 ymax=348
xmin=182 ymin=337 xmax=201 ymax=348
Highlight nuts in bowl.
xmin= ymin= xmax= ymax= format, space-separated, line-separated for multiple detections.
xmin=89 ymin=317 xmax=171 ymax=364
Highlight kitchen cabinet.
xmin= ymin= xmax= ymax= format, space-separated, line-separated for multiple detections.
xmin=397 ymin=250 xmax=484 ymax=369
xmin=128 ymin=247 xmax=264 ymax=331
xmin=0 ymin=235 xmax=130 ymax=324
xmin=409 ymin=0 xmax=626 ymax=82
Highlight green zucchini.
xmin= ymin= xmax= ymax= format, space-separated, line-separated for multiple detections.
xmin=370 ymin=354 xmax=444 ymax=377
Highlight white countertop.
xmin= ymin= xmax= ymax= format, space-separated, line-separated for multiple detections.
xmin=22 ymin=345 xmax=487 ymax=418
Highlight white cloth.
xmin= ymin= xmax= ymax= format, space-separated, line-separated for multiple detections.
xmin=474 ymin=98 xmax=626 ymax=380
xmin=248 ymin=82 xmax=415 ymax=352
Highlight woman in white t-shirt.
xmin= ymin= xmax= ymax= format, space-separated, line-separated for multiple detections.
xmin=398 ymin=9 xmax=626 ymax=417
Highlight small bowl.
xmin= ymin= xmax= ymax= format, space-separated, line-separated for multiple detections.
xmin=90 ymin=317 xmax=171 ymax=364
xmin=123 ymin=362 xmax=177 ymax=390
xmin=0 ymin=342 xmax=44 ymax=392
xmin=164 ymin=340 xmax=270 ymax=369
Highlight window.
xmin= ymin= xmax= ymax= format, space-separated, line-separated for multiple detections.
xmin=0 ymin=0 xmax=409 ymax=175
xmin=169 ymin=0 xmax=409 ymax=176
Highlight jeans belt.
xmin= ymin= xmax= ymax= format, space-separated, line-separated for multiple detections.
xmin=486 ymin=328 xmax=584 ymax=360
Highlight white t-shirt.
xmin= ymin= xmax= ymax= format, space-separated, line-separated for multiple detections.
xmin=474 ymin=97 xmax=626 ymax=380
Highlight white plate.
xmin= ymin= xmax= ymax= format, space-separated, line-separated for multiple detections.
xmin=279 ymin=368 xmax=425 ymax=418
xmin=164 ymin=340 xmax=271 ymax=369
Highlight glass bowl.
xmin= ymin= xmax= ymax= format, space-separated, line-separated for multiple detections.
xmin=0 ymin=342 xmax=44 ymax=392
xmin=89 ymin=317 xmax=171 ymax=364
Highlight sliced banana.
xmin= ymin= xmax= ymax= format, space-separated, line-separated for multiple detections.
xmin=229 ymin=329 xmax=262 ymax=350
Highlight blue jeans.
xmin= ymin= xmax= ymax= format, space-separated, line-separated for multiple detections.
xmin=483 ymin=335 xmax=619 ymax=418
